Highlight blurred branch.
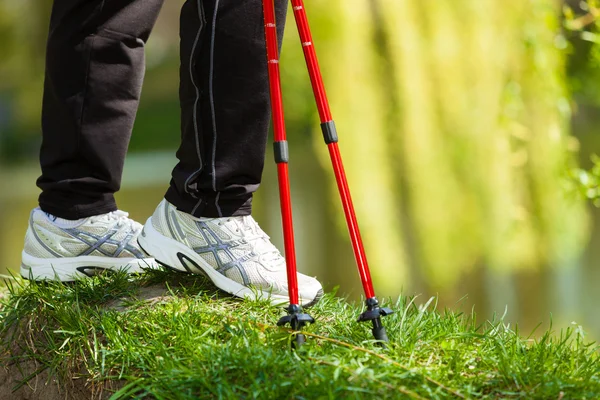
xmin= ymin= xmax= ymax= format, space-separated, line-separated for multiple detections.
xmin=565 ymin=10 xmax=599 ymax=31
xmin=569 ymin=155 xmax=600 ymax=206
xmin=564 ymin=1 xmax=600 ymax=31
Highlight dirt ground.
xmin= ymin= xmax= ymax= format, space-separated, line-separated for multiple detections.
xmin=0 ymin=284 xmax=172 ymax=400
xmin=0 ymin=361 xmax=116 ymax=400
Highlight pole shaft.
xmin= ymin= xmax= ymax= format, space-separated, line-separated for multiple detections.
xmin=290 ymin=0 xmax=375 ymax=299
xmin=328 ymin=144 xmax=375 ymax=299
xmin=263 ymin=0 xmax=299 ymax=305
xmin=290 ymin=1 xmax=332 ymax=122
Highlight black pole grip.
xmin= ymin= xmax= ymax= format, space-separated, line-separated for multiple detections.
xmin=320 ymin=121 xmax=338 ymax=144
xmin=274 ymin=140 xmax=289 ymax=163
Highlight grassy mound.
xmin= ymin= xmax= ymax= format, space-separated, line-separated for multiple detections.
xmin=0 ymin=270 xmax=598 ymax=399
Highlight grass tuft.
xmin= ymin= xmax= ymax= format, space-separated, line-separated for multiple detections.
xmin=0 ymin=270 xmax=599 ymax=399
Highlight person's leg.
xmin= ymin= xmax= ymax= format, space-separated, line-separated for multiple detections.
xmin=21 ymin=0 xmax=164 ymax=281
xmin=37 ymin=0 xmax=164 ymax=219
xmin=140 ymin=0 xmax=323 ymax=306
xmin=165 ymin=0 xmax=286 ymax=218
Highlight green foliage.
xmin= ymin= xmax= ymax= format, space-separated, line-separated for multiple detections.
xmin=570 ymin=154 xmax=600 ymax=206
xmin=564 ymin=0 xmax=600 ymax=105
xmin=1 ymin=272 xmax=599 ymax=399
xmin=0 ymin=1 xmax=50 ymax=125
xmin=563 ymin=0 xmax=600 ymax=207
xmin=309 ymin=0 xmax=589 ymax=287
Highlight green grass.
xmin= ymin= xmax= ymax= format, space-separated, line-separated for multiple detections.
xmin=0 ymin=270 xmax=598 ymax=399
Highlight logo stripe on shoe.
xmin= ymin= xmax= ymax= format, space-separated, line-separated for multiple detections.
xmin=61 ymin=228 xmax=146 ymax=258
xmin=192 ymin=221 xmax=253 ymax=286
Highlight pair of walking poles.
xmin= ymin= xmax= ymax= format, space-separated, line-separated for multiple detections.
xmin=262 ymin=0 xmax=393 ymax=347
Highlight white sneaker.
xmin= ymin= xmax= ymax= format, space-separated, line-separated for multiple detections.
xmin=21 ymin=208 xmax=158 ymax=281
xmin=138 ymin=199 xmax=323 ymax=307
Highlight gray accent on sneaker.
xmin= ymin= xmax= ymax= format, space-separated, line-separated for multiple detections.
xmin=114 ymin=232 xmax=135 ymax=257
xmin=194 ymin=221 xmax=252 ymax=286
xmin=30 ymin=213 xmax=61 ymax=257
xmin=63 ymin=227 xmax=146 ymax=259
xmin=170 ymin=210 xmax=187 ymax=240
xmin=164 ymin=202 xmax=177 ymax=240
xmin=76 ymin=229 xmax=118 ymax=256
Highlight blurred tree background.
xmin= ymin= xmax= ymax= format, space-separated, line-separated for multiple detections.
xmin=1 ymin=0 xmax=599 ymax=339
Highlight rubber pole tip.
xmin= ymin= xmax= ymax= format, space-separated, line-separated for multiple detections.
xmin=292 ymin=333 xmax=306 ymax=349
xmin=372 ymin=326 xmax=389 ymax=344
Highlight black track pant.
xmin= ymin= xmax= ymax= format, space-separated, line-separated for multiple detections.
xmin=37 ymin=0 xmax=287 ymax=219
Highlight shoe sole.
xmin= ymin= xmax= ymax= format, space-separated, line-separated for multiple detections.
xmin=138 ymin=218 xmax=321 ymax=307
xmin=20 ymin=252 xmax=157 ymax=282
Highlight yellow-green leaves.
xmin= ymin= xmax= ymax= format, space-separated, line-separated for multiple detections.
xmin=309 ymin=0 xmax=588 ymax=289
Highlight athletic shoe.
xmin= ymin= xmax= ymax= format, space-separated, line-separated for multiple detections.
xmin=21 ymin=208 xmax=158 ymax=281
xmin=138 ymin=199 xmax=323 ymax=307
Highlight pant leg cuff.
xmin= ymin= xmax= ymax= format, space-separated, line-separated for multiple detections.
xmin=39 ymin=198 xmax=118 ymax=220
xmin=165 ymin=187 xmax=252 ymax=218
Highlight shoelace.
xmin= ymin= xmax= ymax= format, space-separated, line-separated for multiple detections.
xmin=89 ymin=210 xmax=138 ymax=231
xmin=220 ymin=216 xmax=285 ymax=266
xmin=245 ymin=217 xmax=286 ymax=265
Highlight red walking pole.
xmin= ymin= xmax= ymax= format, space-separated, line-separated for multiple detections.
xmin=262 ymin=0 xmax=314 ymax=348
xmin=262 ymin=0 xmax=393 ymax=345
xmin=288 ymin=0 xmax=393 ymax=343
